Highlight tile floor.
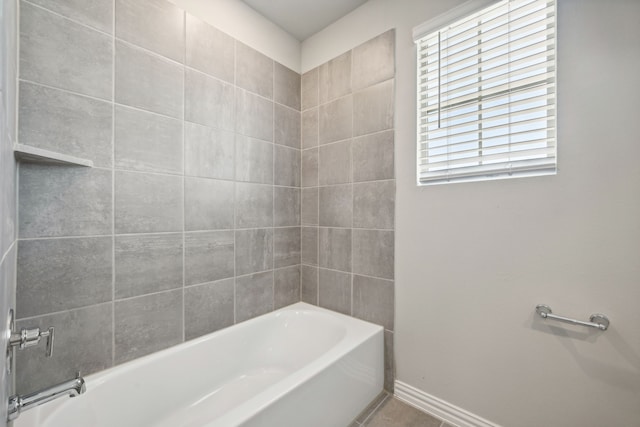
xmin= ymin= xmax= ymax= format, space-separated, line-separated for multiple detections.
xmin=350 ymin=393 xmax=455 ymax=427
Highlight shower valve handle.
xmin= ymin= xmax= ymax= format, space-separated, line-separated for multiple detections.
xmin=9 ymin=326 xmax=55 ymax=357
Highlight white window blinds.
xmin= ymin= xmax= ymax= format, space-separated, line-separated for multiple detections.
xmin=415 ymin=0 xmax=556 ymax=184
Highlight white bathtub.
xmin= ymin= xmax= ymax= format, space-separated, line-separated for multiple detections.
xmin=15 ymin=302 xmax=383 ymax=427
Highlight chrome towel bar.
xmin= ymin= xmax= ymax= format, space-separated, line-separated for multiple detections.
xmin=535 ymin=304 xmax=610 ymax=331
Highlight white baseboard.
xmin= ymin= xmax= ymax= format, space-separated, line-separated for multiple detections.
xmin=394 ymin=381 xmax=502 ymax=427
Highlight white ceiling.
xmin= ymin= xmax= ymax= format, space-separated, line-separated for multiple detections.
xmin=242 ymin=0 xmax=368 ymax=41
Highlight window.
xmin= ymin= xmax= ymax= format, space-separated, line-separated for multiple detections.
xmin=414 ymin=0 xmax=556 ymax=184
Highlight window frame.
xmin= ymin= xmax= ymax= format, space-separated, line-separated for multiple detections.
xmin=414 ymin=0 xmax=557 ymax=185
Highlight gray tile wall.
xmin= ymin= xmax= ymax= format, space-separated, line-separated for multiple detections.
xmin=300 ymin=30 xmax=396 ymax=391
xmin=1 ymin=0 xmax=18 ymax=424
xmin=14 ymin=0 xmax=301 ymax=395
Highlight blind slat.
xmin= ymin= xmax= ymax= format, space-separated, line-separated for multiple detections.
xmin=421 ymin=95 xmax=555 ymax=125
xmin=421 ymin=136 xmax=556 ymax=156
xmin=422 ymin=15 xmax=555 ymax=68
xmin=426 ymin=62 xmax=555 ymax=104
xmin=419 ymin=158 xmax=556 ymax=184
xmin=421 ymin=31 xmax=555 ymax=83
xmin=423 ymin=147 xmax=555 ymax=170
xmin=437 ymin=0 xmax=553 ymax=52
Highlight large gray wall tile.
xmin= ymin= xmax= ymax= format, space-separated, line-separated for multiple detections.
xmin=19 ymin=82 xmax=113 ymax=167
xmin=301 ymin=148 xmax=318 ymax=187
xmin=319 ymin=184 xmax=352 ymax=228
xmin=236 ymin=228 xmax=273 ymax=275
xmin=19 ymin=165 xmax=112 ymax=238
xmin=274 ymin=145 xmax=300 ymax=187
xmin=3 ymin=0 xmax=18 ymax=141
xmin=319 ymin=227 xmax=351 ymax=272
xmin=353 ymin=130 xmax=394 ymax=182
xmin=354 ymin=181 xmax=395 ymax=229
xmin=236 ymin=271 xmax=273 ymax=322
xmin=115 ymin=233 xmax=183 ymax=299
xmin=274 ymin=265 xmax=300 ymax=309
xmin=116 ymin=0 xmax=184 ymax=62
xmin=115 ymin=171 xmax=182 ymax=234
xmin=185 ymin=177 xmax=234 ymax=231
xmin=301 ymin=187 xmax=318 ymax=226
xmin=115 ymin=41 xmax=183 ymax=118
xmin=20 ymin=2 xmax=112 ymax=100
xmin=185 ymin=231 xmax=234 ymax=285
xmin=185 ymin=279 xmax=234 ymax=340
xmin=185 ymin=69 xmax=235 ymax=131
xmin=236 ymin=183 xmax=273 ymax=228
xmin=236 ymin=89 xmax=273 ymax=141
xmin=235 ymin=135 xmax=273 ymax=184
xmin=27 ymin=0 xmax=113 ymax=33
xmin=353 ymin=230 xmax=394 ymax=279
xmin=15 ymin=303 xmax=112 ymax=395
xmin=319 ymin=140 xmax=352 ymax=185
xmin=319 ymin=95 xmax=352 ymax=144
xmin=184 ymin=122 xmax=234 ymax=180
xmin=302 ymin=108 xmax=318 ymax=149
xmin=236 ymin=42 xmax=273 ymax=99
xmin=318 ymin=268 xmax=351 ymax=315
xmin=115 ymin=289 xmax=182 ymax=363
xmin=17 ymin=237 xmax=112 ymax=317
xmin=274 ymin=104 xmax=300 ymax=149
xmin=301 ymin=67 xmax=318 ymax=110
xmin=301 ymin=227 xmax=318 ymax=266
xmin=186 ymin=14 xmax=234 ymax=83
xmin=353 ymin=275 xmax=394 ymax=330
xmin=354 ymin=79 xmax=394 ymax=137
xmin=274 ymin=187 xmax=300 ymax=227
xmin=301 ymin=265 xmax=318 ymax=304
xmin=352 ymin=30 xmax=395 ymax=91
xmin=274 ymin=227 xmax=300 ymax=268
xmin=319 ymin=51 xmax=351 ymax=104
xmin=115 ymin=105 xmax=183 ymax=174
xmin=274 ymin=63 xmax=300 ymax=110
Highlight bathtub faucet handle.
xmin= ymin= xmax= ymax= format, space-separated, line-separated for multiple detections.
xmin=9 ymin=325 xmax=55 ymax=357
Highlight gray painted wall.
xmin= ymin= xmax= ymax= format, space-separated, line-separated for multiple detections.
xmin=299 ymin=30 xmax=396 ymax=391
xmin=15 ymin=0 xmax=301 ymax=395
xmin=0 ymin=0 xmax=18 ymax=425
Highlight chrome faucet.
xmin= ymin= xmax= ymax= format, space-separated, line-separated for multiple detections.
xmin=7 ymin=372 xmax=86 ymax=421
xmin=5 ymin=309 xmax=55 ymax=373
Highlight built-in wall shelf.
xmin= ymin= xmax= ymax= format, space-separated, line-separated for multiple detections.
xmin=13 ymin=144 xmax=93 ymax=167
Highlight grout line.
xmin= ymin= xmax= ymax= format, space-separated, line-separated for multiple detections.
xmin=18 ymin=78 xmax=113 ymax=104
xmin=110 ymin=0 xmax=116 ymax=368
xmin=299 ymin=73 xmax=303 ymax=302
xmin=271 ymin=58 xmax=276 ymax=312
xmin=350 ymin=46 xmax=355 ymax=317
xmin=15 ymin=299 xmax=114 ymax=323
xmin=21 ymin=0 xmax=113 ymax=38
xmin=232 ymin=40 xmax=237 ymax=326
xmin=15 ymin=225 xmax=301 ymax=242
xmin=315 ymin=67 xmax=320 ymax=307
xmin=181 ymin=10 xmax=186 ymax=344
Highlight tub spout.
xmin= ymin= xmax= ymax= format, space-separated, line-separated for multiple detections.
xmin=7 ymin=372 xmax=86 ymax=421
